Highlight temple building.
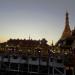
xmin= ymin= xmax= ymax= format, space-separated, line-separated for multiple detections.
xmin=55 ymin=12 xmax=75 ymax=74
xmin=56 ymin=12 xmax=75 ymax=53
xmin=55 ymin=12 xmax=75 ymax=75
xmin=0 ymin=38 xmax=50 ymax=56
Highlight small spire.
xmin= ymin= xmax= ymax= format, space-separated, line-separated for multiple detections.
xmin=51 ymin=40 xmax=54 ymax=46
xmin=29 ymin=35 xmax=30 ymax=40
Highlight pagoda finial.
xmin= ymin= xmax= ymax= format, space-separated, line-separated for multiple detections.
xmin=65 ymin=11 xmax=69 ymax=26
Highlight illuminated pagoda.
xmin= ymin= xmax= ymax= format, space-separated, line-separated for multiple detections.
xmin=56 ymin=11 xmax=75 ymax=54
xmin=61 ymin=11 xmax=71 ymax=39
xmin=56 ymin=12 xmax=75 ymax=75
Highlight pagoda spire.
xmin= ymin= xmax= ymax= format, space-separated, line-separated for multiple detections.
xmin=61 ymin=11 xmax=71 ymax=39
xmin=65 ymin=11 xmax=69 ymax=26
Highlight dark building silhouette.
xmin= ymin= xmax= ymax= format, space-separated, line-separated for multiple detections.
xmin=0 ymin=38 xmax=50 ymax=56
xmin=0 ymin=38 xmax=65 ymax=75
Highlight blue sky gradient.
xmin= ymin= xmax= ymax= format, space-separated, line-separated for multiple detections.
xmin=0 ymin=0 xmax=75 ymax=44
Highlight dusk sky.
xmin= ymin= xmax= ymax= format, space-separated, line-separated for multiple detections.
xmin=0 ymin=0 xmax=75 ymax=44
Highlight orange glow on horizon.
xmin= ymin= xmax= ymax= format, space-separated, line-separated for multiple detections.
xmin=0 ymin=36 xmax=9 ymax=43
xmin=0 ymin=36 xmax=57 ymax=45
